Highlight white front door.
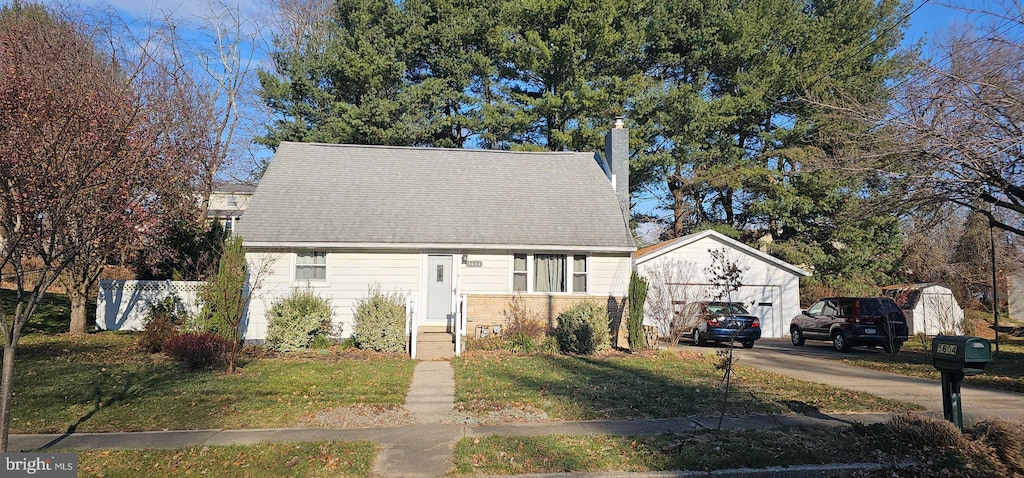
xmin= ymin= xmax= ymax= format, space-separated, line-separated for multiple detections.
xmin=425 ymin=255 xmax=453 ymax=327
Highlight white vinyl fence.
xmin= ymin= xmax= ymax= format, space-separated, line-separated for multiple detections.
xmin=96 ymin=280 xmax=205 ymax=331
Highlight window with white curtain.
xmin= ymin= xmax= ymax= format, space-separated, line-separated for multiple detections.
xmin=296 ymin=251 xmax=327 ymax=281
xmin=534 ymin=254 xmax=566 ymax=292
xmin=512 ymin=253 xmax=589 ymax=294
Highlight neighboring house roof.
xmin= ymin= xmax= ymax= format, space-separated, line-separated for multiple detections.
xmin=237 ymin=142 xmax=635 ymax=251
xmin=211 ymin=182 xmax=256 ymax=194
xmin=634 ymin=229 xmax=811 ymax=277
xmin=881 ymin=283 xmax=943 ymax=291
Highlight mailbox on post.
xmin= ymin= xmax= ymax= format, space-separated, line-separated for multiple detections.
xmin=931 ymin=335 xmax=992 ymax=430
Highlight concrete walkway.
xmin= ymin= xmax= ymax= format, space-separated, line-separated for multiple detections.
xmin=9 ymin=351 xmax=1024 ymax=477
xmin=376 ymin=361 xmax=459 ymax=477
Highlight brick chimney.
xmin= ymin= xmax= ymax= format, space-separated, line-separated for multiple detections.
xmin=604 ymin=116 xmax=629 ymax=223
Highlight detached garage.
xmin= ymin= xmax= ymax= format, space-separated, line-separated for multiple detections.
xmin=634 ymin=230 xmax=810 ymax=339
xmin=881 ymin=283 xmax=964 ymax=336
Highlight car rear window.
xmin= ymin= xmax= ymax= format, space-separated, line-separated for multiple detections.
xmin=860 ymin=298 xmax=902 ymax=316
xmin=838 ymin=300 xmax=855 ymax=317
xmin=705 ymin=302 xmax=749 ymax=314
xmin=861 ymin=299 xmax=880 ymax=316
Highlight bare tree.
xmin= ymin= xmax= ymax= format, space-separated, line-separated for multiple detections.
xmin=262 ymin=0 xmax=333 ymax=54
xmin=821 ymin=4 xmax=1024 ymax=238
xmin=703 ymin=248 xmax=746 ymax=432
xmin=50 ymin=2 xmax=264 ymax=331
xmin=0 ymin=5 xmax=198 ymax=449
xmin=641 ymin=259 xmax=709 ymax=346
xmin=146 ymin=1 xmax=262 ymax=220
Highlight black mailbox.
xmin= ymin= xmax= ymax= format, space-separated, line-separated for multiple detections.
xmin=932 ymin=335 xmax=992 ymax=376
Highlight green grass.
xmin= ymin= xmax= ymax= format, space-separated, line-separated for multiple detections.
xmin=451 ymin=416 xmax=1024 ymax=477
xmin=9 ymin=333 xmax=415 ymax=433
xmin=0 ymin=287 xmax=94 ymax=334
xmin=453 ymin=350 xmax=918 ymax=419
xmin=837 ymin=335 xmax=1024 ymax=394
xmin=451 ymin=427 xmax=885 ymax=475
xmin=77 ymin=441 xmax=377 ymax=477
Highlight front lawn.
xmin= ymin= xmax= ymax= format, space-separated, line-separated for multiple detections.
xmin=0 ymin=287 xmax=92 ymax=334
xmin=451 ymin=428 xmax=882 ymax=475
xmin=78 ymin=441 xmax=377 ymax=477
xmin=453 ymin=350 xmax=918 ymax=420
xmin=451 ymin=416 xmax=1024 ymax=477
xmin=9 ymin=333 xmax=415 ymax=434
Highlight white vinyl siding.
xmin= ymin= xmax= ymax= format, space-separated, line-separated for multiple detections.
xmin=242 ymin=249 xmax=633 ymax=342
xmin=588 ymin=254 xmax=632 ymax=296
xmin=246 ymin=250 xmax=421 ymax=341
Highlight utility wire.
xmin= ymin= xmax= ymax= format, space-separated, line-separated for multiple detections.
xmin=808 ymin=0 xmax=932 ymax=91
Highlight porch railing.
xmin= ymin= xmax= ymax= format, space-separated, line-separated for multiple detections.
xmin=406 ymin=296 xmax=418 ymax=359
xmin=455 ymin=295 xmax=468 ymax=356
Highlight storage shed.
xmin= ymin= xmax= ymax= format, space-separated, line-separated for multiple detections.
xmin=881 ymin=283 xmax=964 ymax=336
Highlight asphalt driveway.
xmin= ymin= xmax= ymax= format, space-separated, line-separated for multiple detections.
xmin=681 ymin=338 xmax=1024 ymax=424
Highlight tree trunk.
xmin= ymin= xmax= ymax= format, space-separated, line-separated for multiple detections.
xmin=0 ymin=344 xmax=17 ymax=452
xmin=68 ymin=286 xmax=89 ymax=335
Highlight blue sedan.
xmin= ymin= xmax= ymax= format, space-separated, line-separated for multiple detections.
xmin=690 ymin=302 xmax=761 ymax=348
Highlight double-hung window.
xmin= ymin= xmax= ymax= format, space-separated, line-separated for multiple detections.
xmin=572 ymin=254 xmax=587 ymax=293
xmin=513 ymin=254 xmax=528 ymax=292
xmin=513 ymin=253 xmax=587 ymax=293
xmin=296 ymin=251 xmax=327 ymax=281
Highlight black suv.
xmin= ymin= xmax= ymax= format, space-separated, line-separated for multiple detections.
xmin=790 ymin=297 xmax=909 ymax=353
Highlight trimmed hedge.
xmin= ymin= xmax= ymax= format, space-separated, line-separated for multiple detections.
xmin=265 ymin=289 xmax=334 ymax=352
xmin=555 ymin=301 xmax=610 ymax=355
xmin=353 ymin=286 xmax=407 ymax=352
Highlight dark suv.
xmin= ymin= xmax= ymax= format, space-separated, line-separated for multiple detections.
xmin=790 ymin=297 xmax=908 ymax=353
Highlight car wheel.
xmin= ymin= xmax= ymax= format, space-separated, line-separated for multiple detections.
xmin=832 ymin=330 xmax=850 ymax=353
xmin=692 ymin=328 xmax=703 ymax=346
xmin=790 ymin=326 xmax=805 ymax=346
xmin=742 ymin=341 xmax=754 ymax=349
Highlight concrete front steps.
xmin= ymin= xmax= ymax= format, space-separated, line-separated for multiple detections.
xmin=414 ymin=326 xmax=457 ymax=360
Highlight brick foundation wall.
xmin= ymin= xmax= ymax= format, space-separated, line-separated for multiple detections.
xmin=466 ymin=294 xmax=628 ymax=347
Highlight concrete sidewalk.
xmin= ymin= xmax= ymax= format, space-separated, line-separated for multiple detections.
xmin=9 ymin=414 xmax=897 ymax=477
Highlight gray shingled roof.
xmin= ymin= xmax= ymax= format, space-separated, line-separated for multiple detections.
xmin=236 ymin=142 xmax=635 ymax=250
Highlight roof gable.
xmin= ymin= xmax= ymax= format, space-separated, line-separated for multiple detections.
xmin=634 ymin=229 xmax=810 ymax=277
xmin=237 ymin=142 xmax=635 ymax=250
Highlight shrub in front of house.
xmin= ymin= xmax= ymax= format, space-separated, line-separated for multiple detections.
xmin=555 ymin=301 xmax=610 ymax=355
xmin=501 ymin=294 xmax=551 ymax=354
xmin=265 ymin=289 xmax=334 ymax=352
xmin=465 ymin=335 xmax=505 ymax=351
xmin=353 ymin=286 xmax=407 ymax=353
xmin=139 ymin=296 xmax=190 ymax=353
xmin=164 ymin=333 xmax=232 ymax=371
